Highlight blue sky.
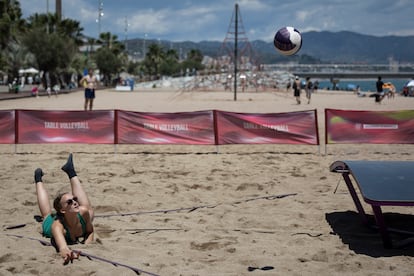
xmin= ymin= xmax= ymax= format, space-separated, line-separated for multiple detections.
xmin=21 ymin=0 xmax=414 ymax=42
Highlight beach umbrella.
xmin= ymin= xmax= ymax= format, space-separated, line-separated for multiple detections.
xmin=405 ymin=80 xmax=414 ymax=87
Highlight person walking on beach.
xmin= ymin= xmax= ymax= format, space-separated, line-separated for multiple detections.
xmin=374 ymin=76 xmax=385 ymax=103
xmin=305 ymin=77 xmax=313 ymax=104
xmin=34 ymin=153 xmax=94 ymax=265
xmin=292 ymin=76 xmax=301 ymax=104
xmin=79 ymin=68 xmax=98 ymax=111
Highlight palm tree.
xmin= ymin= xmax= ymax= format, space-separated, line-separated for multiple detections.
xmin=98 ymin=32 xmax=125 ymax=54
xmin=57 ymin=17 xmax=84 ymax=46
xmin=0 ymin=0 xmax=26 ymax=79
xmin=86 ymin=37 xmax=98 ymax=55
xmin=93 ymin=32 xmax=127 ymax=86
xmin=144 ymin=43 xmax=165 ymax=79
xmin=23 ymin=13 xmax=84 ymax=87
xmin=160 ymin=49 xmax=180 ymax=76
xmin=0 ymin=0 xmax=24 ymax=50
xmin=26 ymin=13 xmax=83 ymax=45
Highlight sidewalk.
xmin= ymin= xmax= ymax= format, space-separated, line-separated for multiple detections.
xmin=0 ymin=85 xmax=82 ymax=101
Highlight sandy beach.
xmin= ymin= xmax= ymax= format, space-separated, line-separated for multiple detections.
xmin=1 ymin=87 xmax=413 ymax=275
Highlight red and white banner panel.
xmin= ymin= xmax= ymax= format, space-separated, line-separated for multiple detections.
xmin=325 ymin=109 xmax=414 ymax=144
xmin=215 ymin=110 xmax=319 ymax=145
xmin=117 ymin=110 xmax=215 ymax=144
xmin=0 ymin=110 xmax=15 ymax=144
xmin=17 ymin=110 xmax=115 ymax=144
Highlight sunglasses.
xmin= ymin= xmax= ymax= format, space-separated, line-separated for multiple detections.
xmin=65 ymin=197 xmax=78 ymax=205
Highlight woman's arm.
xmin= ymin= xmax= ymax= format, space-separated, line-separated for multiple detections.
xmin=81 ymin=207 xmax=94 ymax=244
xmin=51 ymin=221 xmax=80 ymax=264
xmin=84 ymin=225 xmax=94 ymax=244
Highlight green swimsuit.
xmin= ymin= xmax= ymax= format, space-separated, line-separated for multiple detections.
xmin=42 ymin=213 xmax=87 ymax=244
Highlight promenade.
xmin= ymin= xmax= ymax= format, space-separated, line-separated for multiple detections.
xmin=294 ymin=71 xmax=414 ymax=79
xmin=0 ymin=84 xmax=81 ymax=101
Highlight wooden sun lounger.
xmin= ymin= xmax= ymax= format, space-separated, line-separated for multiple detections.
xmin=330 ymin=160 xmax=414 ymax=248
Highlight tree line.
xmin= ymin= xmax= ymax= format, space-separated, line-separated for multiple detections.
xmin=0 ymin=0 xmax=204 ymax=89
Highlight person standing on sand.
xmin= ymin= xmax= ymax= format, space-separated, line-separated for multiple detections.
xmin=79 ymin=68 xmax=98 ymax=111
xmin=305 ymin=76 xmax=313 ymax=104
xmin=292 ymin=76 xmax=301 ymax=104
xmin=374 ymin=76 xmax=385 ymax=103
xmin=376 ymin=76 xmax=384 ymax=93
xmin=34 ymin=153 xmax=94 ymax=265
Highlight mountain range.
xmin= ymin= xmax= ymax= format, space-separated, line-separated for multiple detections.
xmin=126 ymin=31 xmax=414 ymax=65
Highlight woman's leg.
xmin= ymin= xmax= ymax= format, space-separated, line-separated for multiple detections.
xmin=69 ymin=176 xmax=91 ymax=209
xmin=61 ymin=154 xmax=94 ymax=219
xmin=34 ymin=168 xmax=52 ymax=218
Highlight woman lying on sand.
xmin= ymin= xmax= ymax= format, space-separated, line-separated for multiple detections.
xmin=34 ymin=153 xmax=94 ymax=264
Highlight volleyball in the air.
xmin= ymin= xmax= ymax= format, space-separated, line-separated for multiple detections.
xmin=273 ymin=26 xmax=302 ymax=56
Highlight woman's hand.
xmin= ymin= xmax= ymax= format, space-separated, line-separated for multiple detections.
xmin=60 ymin=248 xmax=80 ymax=265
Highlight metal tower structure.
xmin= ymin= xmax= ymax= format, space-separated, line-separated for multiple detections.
xmin=218 ymin=3 xmax=259 ymax=100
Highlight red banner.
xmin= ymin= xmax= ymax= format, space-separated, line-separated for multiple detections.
xmin=325 ymin=109 xmax=414 ymax=144
xmin=215 ymin=110 xmax=319 ymax=145
xmin=117 ymin=110 xmax=215 ymax=144
xmin=17 ymin=110 xmax=114 ymax=144
xmin=0 ymin=110 xmax=15 ymax=144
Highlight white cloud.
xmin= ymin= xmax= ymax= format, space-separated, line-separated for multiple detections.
xmin=19 ymin=0 xmax=414 ymax=41
xmin=121 ymin=6 xmax=222 ymax=41
xmin=127 ymin=9 xmax=170 ymax=35
xmin=237 ymin=0 xmax=269 ymax=11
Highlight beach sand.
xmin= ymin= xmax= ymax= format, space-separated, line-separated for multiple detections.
xmin=0 ymin=88 xmax=413 ymax=275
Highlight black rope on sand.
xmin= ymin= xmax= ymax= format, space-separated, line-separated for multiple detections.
xmin=291 ymin=232 xmax=323 ymax=238
xmin=4 ymin=233 xmax=160 ymax=276
xmin=126 ymin=228 xmax=183 ymax=234
xmin=95 ymin=193 xmax=298 ymax=218
xmin=5 ymin=224 xmax=26 ymax=230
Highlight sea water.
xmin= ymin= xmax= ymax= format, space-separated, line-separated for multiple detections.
xmin=315 ymin=78 xmax=411 ymax=92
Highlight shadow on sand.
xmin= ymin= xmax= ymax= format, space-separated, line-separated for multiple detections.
xmin=326 ymin=211 xmax=414 ymax=257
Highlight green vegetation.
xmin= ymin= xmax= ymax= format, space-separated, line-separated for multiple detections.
xmin=0 ymin=0 xmax=204 ymax=88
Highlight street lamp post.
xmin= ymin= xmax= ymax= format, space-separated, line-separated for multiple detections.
xmin=143 ymin=33 xmax=147 ymax=59
xmin=124 ymin=16 xmax=130 ymax=52
xmin=97 ymin=0 xmax=104 ymax=37
xmin=46 ymin=0 xmax=49 ymax=33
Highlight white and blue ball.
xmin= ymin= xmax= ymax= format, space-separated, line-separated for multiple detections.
xmin=273 ymin=26 xmax=302 ymax=56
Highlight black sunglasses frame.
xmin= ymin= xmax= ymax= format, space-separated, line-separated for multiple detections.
xmin=66 ymin=196 xmax=78 ymax=205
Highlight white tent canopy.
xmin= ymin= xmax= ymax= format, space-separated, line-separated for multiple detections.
xmin=18 ymin=67 xmax=39 ymax=74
